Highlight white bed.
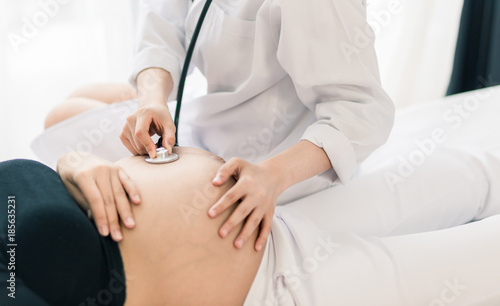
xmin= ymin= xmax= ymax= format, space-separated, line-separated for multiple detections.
xmin=281 ymin=85 xmax=500 ymax=237
xmin=31 ymin=85 xmax=500 ymax=210
xmin=32 ymin=85 xmax=500 ymax=192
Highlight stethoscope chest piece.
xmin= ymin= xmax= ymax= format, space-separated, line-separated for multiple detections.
xmin=145 ymin=147 xmax=179 ymax=164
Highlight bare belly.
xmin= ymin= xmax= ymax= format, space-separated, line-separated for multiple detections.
xmin=115 ymin=148 xmax=264 ymax=305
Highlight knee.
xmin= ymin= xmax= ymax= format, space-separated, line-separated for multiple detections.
xmin=44 ymin=96 xmax=106 ymax=129
xmin=44 ymin=83 xmax=136 ymax=129
xmin=44 ymin=84 xmax=100 ymax=129
xmin=44 ymin=101 xmax=80 ymax=129
xmin=44 ymin=103 xmax=66 ymax=129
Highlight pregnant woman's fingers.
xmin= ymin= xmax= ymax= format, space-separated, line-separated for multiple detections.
xmin=112 ymin=169 xmax=137 ymax=229
xmin=58 ymin=153 xmax=140 ymax=241
xmin=74 ymin=171 xmax=109 ymax=237
xmin=61 ymin=180 xmax=89 ymax=210
xmin=118 ymin=168 xmax=141 ymax=205
xmin=96 ymin=170 xmax=122 ymax=242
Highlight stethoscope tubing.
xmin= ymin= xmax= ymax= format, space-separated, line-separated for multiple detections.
xmin=173 ymin=0 xmax=213 ymax=146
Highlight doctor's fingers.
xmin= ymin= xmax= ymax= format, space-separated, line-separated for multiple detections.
xmin=216 ymin=190 xmax=268 ymax=242
xmin=135 ymin=114 xmax=159 ymax=158
xmin=254 ymin=213 xmax=272 ymax=252
xmin=233 ymin=207 xmax=267 ymax=250
xmin=135 ymin=108 xmax=177 ymax=155
xmin=208 ymin=180 xmax=246 ymax=219
xmin=120 ymin=124 xmax=140 ymax=156
xmin=161 ymin=128 xmax=176 ymax=155
xmin=213 ymin=157 xmax=246 ymax=185
xmin=126 ymin=115 xmax=149 ymax=155
xmin=121 ymin=120 xmax=147 ymax=156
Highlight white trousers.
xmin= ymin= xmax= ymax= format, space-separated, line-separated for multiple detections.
xmin=245 ymin=146 xmax=500 ymax=305
xmin=245 ymin=87 xmax=500 ymax=305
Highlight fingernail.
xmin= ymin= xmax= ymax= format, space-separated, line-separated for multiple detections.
xmin=208 ymin=208 xmax=216 ymax=217
xmin=125 ymin=217 xmax=135 ymax=227
xmin=256 ymin=244 xmax=262 ymax=252
xmin=133 ymin=194 xmax=141 ymax=203
xmin=113 ymin=230 xmax=123 ymax=241
xmin=100 ymin=225 xmax=109 ymax=236
xmin=213 ymin=175 xmax=222 ymax=184
xmin=220 ymin=228 xmax=228 ymax=238
xmin=235 ymin=239 xmax=243 ymax=248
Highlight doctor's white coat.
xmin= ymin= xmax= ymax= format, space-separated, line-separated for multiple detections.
xmin=131 ymin=0 xmax=395 ymax=203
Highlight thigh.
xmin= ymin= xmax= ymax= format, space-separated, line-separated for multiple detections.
xmin=273 ymin=206 xmax=500 ymax=305
xmin=300 ymin=214 xmax=500 ymax=305
xmin=285 ymin=146 xmax=500 ymax=237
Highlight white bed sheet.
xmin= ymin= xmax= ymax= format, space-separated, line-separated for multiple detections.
xmin=359 ymin=85 xmax=500 ymax=176
xmin=31 ymin=85 xmax=500 ymax=202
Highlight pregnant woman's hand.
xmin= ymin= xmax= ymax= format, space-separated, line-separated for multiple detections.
xmin=208 ymin=158 xmax=286 ymax=251
xmin=57 ymin=152 xmax=141 ymax=242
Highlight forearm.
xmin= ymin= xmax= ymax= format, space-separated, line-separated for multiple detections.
xmin=258 ymin=139 xmax=333 ymax=194
xmin=136 ymin=68 xmax=174 ymax=106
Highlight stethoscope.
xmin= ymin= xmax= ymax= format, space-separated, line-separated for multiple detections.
xmin=146 ymin=0 xmax=213 ymax=164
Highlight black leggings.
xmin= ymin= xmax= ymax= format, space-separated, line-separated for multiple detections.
xmin=0 ymin=160 xmax=126 ymax=306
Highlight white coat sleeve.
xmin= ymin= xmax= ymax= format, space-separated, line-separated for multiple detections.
xmin=130 ymin=0 xmax=190 ymax=101
xmin=271 ymin=0 xmax=395 ymax=184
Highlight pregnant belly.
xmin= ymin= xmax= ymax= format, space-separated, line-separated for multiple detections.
xmin=115 ymin=152 xmax=264 ymax=305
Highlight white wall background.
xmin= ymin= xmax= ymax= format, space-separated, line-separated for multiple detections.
xmin=0 ymin=0 xmax=464 ymax=162
xmin=370 ymin=0 xmax=463 ymax=108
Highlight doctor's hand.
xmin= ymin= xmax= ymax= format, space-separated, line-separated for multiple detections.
xmin=120 ymin=102 xmax=176 ymax=158
xmin=122 ymin=67 xmax=177 ymax=158
xmin=57 ymin=152 xmax=141 ymax=242
xmin=208 ymin=158 xmax=286 ymax=252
